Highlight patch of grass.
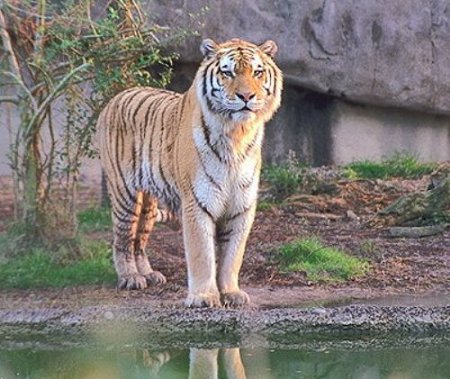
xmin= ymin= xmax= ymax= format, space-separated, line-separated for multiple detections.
xmin=276 ymin=237 xmax=369 ymax=282
xmin=257 ymin=200 xmax=276 ymax=212
xmin=0 ymin=239 xmax=115 ymax=289
xmin=262 ymin=164 xmax=303 ymax=201
xmin=78 ymin=207 xmax=112 ymax=232
xmin=0 ymin=207 xmax=117 ymax=289
xmin=344 ymin=152 xmax=436 ymax=180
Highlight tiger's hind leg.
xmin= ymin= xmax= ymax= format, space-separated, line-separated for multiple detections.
xmin=134 ymin=192 xmax=167 ymax=286
xmin=111 ymin=187 xmax=147 ymax=290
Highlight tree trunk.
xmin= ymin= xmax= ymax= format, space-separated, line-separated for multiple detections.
xmin=22 ymin=130 xmax=44 ymax=230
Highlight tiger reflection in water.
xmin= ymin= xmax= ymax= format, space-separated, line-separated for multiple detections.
xmin=142 ymin=348 xmax=251 ymax=379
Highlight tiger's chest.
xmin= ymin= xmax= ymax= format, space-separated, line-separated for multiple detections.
xmin=192 ymin=127 xmax=261 ymax=220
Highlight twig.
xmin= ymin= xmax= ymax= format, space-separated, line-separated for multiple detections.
xmin=0 ymin=9 xmax=38 ymax=110
xmin=42 ymin=105 xmax=55 ymax=205
xmin=22 ymin=61 xmax=92 ymax=141
xmin=2 ymin=71 xmax=38 ymax=111
xmin=0 ymin=95 xmax=18 ymax=104
xmin=3 ymin=2 xmax=52 ymax=20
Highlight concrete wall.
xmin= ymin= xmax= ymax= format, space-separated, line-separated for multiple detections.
xmin=331 ymin=102 xmax=450 ymax=164
xmin=0 ymin=103 xmax=15 ymax=175
xmin=264 ymin=84 xmax=450 ymax=166
xmin=0 ymin=99 xmax=101 ymax=181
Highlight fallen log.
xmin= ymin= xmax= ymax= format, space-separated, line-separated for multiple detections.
xmin=373 ymin=163 xmax=449 ymax=227
xmin=388 ymin=225 xmax=447 ymax=238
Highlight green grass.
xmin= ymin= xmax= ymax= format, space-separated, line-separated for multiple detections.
xmin=0 ymin=210 xmax=116 ymax=289
xmin=262 ymin=164 xmax=303 ymax=201
xmin=0 ymin=239 xmax=115 ymax=289
xmin=257 ymin=200 xmax=275 ymax=211
xmin=276 ymin=237 xmax=369 ymax=282
xmin=77 ymin=206 xmax=112 ymax=232
xmin=344 ymin=153 xmax=436 ymax=180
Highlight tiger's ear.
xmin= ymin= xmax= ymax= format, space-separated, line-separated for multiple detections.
xmin=200 ymin=39 xmax=218 ymax=58
xmin=259 ymin=40 xmax=278 ymax=58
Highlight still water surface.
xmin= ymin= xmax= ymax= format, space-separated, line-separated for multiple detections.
xmin=0 ymin=343 xmax=449 ymax=379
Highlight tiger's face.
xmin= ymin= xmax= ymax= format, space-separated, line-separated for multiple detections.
xmin=197 ymin=38 xmax=282 ymax=123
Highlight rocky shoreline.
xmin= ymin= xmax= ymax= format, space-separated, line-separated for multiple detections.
xmin=1 ymin=303 xmax=449 ymax=350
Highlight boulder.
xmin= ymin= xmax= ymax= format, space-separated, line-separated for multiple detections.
xmin=147 ymin=0 xmax=450 ymax=114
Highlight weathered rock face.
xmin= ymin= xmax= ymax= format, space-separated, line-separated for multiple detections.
xmin=147 ymin=0 xmax=450 ymax=114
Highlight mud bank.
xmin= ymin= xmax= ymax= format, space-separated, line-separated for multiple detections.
xmin=1 ymin=303 xmax=449 ymax=350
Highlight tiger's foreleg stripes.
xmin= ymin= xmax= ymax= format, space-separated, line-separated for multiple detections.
xmin=183 ymin=198 xmax=221 ymax=308
xmin=217 ymin=204 xmax=256 ymax=307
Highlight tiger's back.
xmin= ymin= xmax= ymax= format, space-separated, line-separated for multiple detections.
xmin=96 ymin=38 xmax=282 ymax=307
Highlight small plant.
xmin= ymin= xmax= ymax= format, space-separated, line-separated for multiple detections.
xmin=78 ymin=207 xmax=112 ymax=233
xmin=263 ymin=165 xmax=302 ymax=201
xmin=276 ymin=237 xmax=369 ymax=282
xmin=344 ymin=153 xmax=436 ymax=180
xmin=262 ymin=152 xmax=305 ymax=201
xmin=256 ymin=200 xmax=275 ymax=212
xmin=358 ymin=239 xmax=378 ymax=257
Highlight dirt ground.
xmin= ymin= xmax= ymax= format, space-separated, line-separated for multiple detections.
xmin=0 ymin=169 xmax=448 ymax=310
xmin=141 ymin=171 xmax=449 ymax=302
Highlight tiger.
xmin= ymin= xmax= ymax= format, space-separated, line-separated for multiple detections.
xmin=96 ymin=38 xmax=282 ymax=307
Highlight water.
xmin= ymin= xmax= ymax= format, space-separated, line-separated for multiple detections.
xmin=1 ymin=342 xmax=449 ymax=379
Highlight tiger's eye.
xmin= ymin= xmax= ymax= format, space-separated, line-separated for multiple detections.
xmin=254 ymin=70 xmax=264 ymax=78
xmin=221 ymin=70 xmax=233 ymax=78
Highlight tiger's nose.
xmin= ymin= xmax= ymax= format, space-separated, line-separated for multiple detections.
xmin=236 ymin=92 xmax=256 ymax=102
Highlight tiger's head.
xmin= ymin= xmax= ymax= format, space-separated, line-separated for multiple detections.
xmin=196 ymin=38 xmax=282 ymax=124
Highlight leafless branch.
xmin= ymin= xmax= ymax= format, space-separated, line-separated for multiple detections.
xmin=0 ymin=95 xmax=18 ymax=104
xmin=23 ymin=61 xmax=91 ymax=140
xmin=2 ymin=71 xmax=38 ymax=110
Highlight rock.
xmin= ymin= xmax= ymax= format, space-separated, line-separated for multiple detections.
xmin=388 ymin=225 xmax=447 ymax=238
xmin=147 ymin=0 xmax=450 ymax=114
xmin=346 ymin=210 xmax=360 ymax=222
xmin=104 ymin=311 xmax=114 ymax=321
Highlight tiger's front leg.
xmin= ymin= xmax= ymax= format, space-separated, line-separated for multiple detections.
xmin=217 ymin=204 xmax=257 ymax=307
xmin=182 ymin=202 xmax=221 ymax=307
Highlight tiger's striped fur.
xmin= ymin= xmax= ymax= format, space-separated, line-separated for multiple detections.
xmin=96 ymin=38 xmax=282 ymax=307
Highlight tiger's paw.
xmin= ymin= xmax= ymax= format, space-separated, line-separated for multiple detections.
xmin=221 ymin=290 xmax=250 ymax=308
xmin=185 ymin=291 xmax=222 ymax=308
xmin=117 ymin=274 xmax=148 ymax=290
xmin=145 ymin=271 xmax=167 ymax=286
